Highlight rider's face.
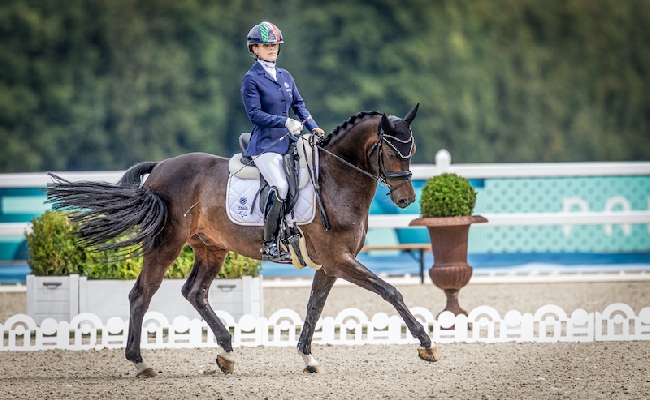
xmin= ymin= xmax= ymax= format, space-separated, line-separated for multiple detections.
xmin=254 ymin=44 xmax=279 ymax=62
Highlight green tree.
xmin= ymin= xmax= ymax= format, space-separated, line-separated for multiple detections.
xmin=1 ymin=0 xmax=649 ymax=172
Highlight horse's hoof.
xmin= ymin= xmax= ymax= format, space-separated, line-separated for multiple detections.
xmin=298 ymin=350 xmax=322 ymax=373
xmin=418 ymin=346 xmax=440 ymax=362
xmin=136 ymin=368 xmax=157 ymax=378
xmin=216 ymin=354 xmax=235 ymax=374
xmin=303 ymin=365 xmax=323 ymax=373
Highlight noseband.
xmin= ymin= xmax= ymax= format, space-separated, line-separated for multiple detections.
xmin=371 ymin=116 xmax=414 ymax=195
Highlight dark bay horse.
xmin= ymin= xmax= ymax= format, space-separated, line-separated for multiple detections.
xmin=47 ymin=103 xmax=439 ymax=377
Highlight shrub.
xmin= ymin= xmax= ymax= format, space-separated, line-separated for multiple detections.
xmin=419 ymin=173 xmax=477 ymax=218
xmin=83 ymin=244 xmax=147 ymax=280
xmin=83 ymin=241 xmax=196 ymax=279
xmin=26 ymin=211 xmax=86 ymax=275
xmin=85 ymin=244 xmax=262 ymax=279
xmin=218 ymin=252 xmax=262 ymax=278
xmin=26 ymin=211 xmax=262 ymax=279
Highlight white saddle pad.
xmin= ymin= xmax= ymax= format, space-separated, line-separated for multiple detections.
xmin=226 ymin=135 xmax=319 ymax=226
xmin=226 ymin=168 xmax=316 ymax=226
xmin=226 ymin=166 xmax=317 ymax=227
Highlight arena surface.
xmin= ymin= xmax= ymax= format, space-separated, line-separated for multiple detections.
xmin=1 ymin=280 xmax=649 ymax=399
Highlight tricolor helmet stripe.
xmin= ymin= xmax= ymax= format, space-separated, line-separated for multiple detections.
xmin=271 ymin=24 xmax=281 ymax=42
xmin=260 ymin=22 xmax=269 ymax=43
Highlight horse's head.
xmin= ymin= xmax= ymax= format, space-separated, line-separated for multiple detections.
xmin=372 ymin=103 xmax=419 ymax=208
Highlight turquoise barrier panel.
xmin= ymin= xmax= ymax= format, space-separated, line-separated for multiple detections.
xmin=471 ymin=176 xmax=650 ymax=253
xmin=371 ymin=175 xmax=650 ymax=254
xmin=0 ymin=188 xmax=49 ymax=223
xmin=0 ymin=236 xmax=27 ymax=261
xmin=475 ymin=176 xmax=649 ymax=213
xmin=0 ymin=188 xmax=47 ymax=264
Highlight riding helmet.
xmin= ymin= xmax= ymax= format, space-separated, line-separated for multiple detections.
xmin=247 ymin=21 xmax=283 ymax=57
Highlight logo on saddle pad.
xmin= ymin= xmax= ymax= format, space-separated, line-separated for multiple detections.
xmin=237 ymin=197 xmax=249 ymax=218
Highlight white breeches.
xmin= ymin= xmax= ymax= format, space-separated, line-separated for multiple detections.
xmin=253 ymin=153 xmax=289 ymax=199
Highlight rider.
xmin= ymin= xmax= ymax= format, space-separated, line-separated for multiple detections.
xmin=241 ymin=21 xmax=325 ymax=262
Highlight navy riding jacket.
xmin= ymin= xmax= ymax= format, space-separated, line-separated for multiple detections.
xmin=241 ymin=62 xmax=319 ymax=156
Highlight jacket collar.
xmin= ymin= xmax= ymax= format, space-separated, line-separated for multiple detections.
xmin=252 ymin=62 xmax=281 ymax=84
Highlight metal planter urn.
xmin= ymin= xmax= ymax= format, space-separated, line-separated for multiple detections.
xmin=409 ymin=215 xmax=487 ymax=318
xmin=412 ymin=170 xmax=486 ymax=321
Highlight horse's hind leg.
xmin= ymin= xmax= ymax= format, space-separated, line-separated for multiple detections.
xmin=182 ymin=244 xmax=235 ymax=374
xmin=332 ymin=255 xmax=439 ymax=362
xmin=125 ymin=240 xmax=185 ymax=377
xmin=297 ymin=269 xmax=337 ymax=373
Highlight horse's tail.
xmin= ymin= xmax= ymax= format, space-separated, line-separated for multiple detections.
xmin=117 ymin=161 xmax=158 ymax=188
xmin=46 ymin=162 xmax=167 ymax=255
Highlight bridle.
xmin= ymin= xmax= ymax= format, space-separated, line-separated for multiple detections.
xmin=314 ymin=116 xmax=414 ymax=196
xmin=372 ymin=116 xmax=414 ymax=194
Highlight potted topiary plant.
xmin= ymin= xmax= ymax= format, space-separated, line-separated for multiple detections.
xmin=25 ymin=210 xmax=86 ymax=323
xmin=409 ymin=173 xmax=487 ymax=322
xmin=25 ymin=210 xmax=263 ymax=324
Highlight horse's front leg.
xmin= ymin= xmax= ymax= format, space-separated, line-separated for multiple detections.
xmin=297 ymin=268 xmax=337 ymax=373
xmin=330 ymin=254 xmax=439 ymax=362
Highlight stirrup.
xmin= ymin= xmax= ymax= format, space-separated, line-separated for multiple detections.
xmin=261 ymin=241 xmax=292 ymax=263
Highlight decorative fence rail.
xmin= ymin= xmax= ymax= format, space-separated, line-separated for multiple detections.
xmin=2 ymin=303 xmax=649 ymax=351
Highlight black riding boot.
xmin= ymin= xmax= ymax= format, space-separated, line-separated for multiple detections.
xmin=261 ymin=189 xmax=292 ymax=263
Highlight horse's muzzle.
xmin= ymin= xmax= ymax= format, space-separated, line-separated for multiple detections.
xmin=394 ymin=194 xmax=416 ymax=209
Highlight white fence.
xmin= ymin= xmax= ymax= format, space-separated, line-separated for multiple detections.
xmin=1 ymin=303 xmax=649 ymax=351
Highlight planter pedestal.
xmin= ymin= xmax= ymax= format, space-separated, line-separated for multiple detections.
xmin=410 ymin=216 xmax=488 ymax=324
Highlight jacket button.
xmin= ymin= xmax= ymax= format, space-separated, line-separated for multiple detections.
xmin=282 ymin=111 xmax=286 ymax=114
xmin=277 ymin=88 xmax=281 ymax=91
xmin=281 ymin=98 xmax=285 ymax=102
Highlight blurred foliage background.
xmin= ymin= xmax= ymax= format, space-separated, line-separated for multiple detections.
xmin=1 ymin=0 xmax=649 ymax=172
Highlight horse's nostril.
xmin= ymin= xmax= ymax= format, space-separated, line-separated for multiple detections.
xmin=397 ymin=198 xmax=411 ymax=208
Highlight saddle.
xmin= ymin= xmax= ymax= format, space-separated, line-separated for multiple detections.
xmin=227 ymin=133 xmax=321 ymax=270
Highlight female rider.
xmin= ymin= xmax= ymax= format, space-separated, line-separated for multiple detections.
xmin=241 ymin=21 xmax=325 ymax=262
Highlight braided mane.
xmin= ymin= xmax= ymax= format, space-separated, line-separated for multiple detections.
xmin=320 ymin=111 xmax=382 ymax=146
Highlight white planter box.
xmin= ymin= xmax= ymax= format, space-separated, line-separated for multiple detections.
xmin=209 ymin=275 xmax=264 ymax=321
xmin=26 ymin=274 xmax=81 ymax=324
xmin=79 ymin=278 xmax=197 ymax=323
xmin=26 ymin=274 xmax=264 ymax=324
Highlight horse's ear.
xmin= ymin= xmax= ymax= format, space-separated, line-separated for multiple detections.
xmin=380 ymin=114 xmax=394 ymax=132
xmin=403 ymin=103 xmax=420 ymax=124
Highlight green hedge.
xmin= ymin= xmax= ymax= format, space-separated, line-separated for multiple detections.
xmin=26 ymin=211 xmax=261 ymax=279
xmin=25 ymin=211 xmax=86 ymax=276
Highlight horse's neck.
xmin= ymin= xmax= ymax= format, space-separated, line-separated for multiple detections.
xmin=325 ymin=119 xmax=378 ymax=172
xmin=320 ymin=122 xmax=379 ymax=212
xmin=320 ymin=161 xmax=377 ymax=218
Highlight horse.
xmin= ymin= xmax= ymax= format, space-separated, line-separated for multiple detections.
xmin=46 ymin=103 xmax=439 ymax=377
